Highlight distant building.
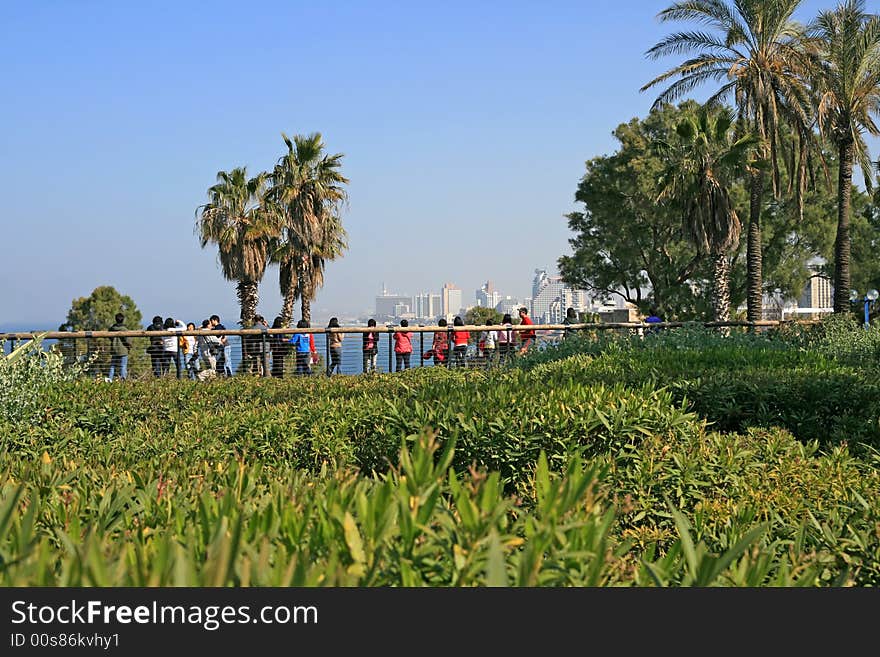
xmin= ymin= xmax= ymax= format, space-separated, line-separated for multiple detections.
xmin=530 ymin=268 xmax=599 ymax=323
xmin=442 ymin=283 xmax=463 ymax=321
xmin=413 ymin=293 xmax=441 ymax=321
xmin=475 ymin=281 xmax=501 ymax=309
xmin=375 ymin=283 xmax=412 ymax=320
xmin=495 ymin=296 xmax=524 ymax=318
xmin=799 ymin=273 xmax=833 ymax=312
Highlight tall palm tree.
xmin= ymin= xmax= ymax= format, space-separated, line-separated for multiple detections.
xmin=641 ymin=0 xmax=813 ymax=322
xmin=268 ymin=133 xmax=349 ymax=326
xmin=657 ymin=105 xmax=757 ymax=322
xmin=807 ymin=0 xmax=880 ymax=313
xmin=195 ymin=167 xmax=275 ymax=327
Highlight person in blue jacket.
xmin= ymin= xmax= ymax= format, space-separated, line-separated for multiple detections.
xmin=289 ymin=319 xmax=312 ymax=376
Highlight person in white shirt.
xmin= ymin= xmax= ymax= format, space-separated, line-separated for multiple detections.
xmin=184 ymin=322 xmax=199 ymax=379
xmin=480 ymin=320 xmax=497 ymax=366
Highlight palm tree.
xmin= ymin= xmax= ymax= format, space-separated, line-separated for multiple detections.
xmin=641 ymin=0 xmax=813 ymax=322
xmin=807 ymin=0 xmax=880 ymax=313
xmin=195 ymin=167 xmax=276 ymax=327
xmin=267 ymin=133 xmax=349 ymax=326
xmin=657 ymin=105 xmax=757 ymax=322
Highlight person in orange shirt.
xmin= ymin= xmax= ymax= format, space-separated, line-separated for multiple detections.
xmin=518 ymin=307 xmax=536 ymax=355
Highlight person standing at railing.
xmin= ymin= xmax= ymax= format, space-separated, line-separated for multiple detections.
xmin=562 ymin=307 xmax=579 ymax=340
xmin=270 ymin=316 xmax=290 ymax=378
xmin=517 ymin=307 xmax=536 ymax=355
xmin=452 ymin=316 xmax=469 ymax=368
xmin=210 ymin=314 xmax=233 ymax=377
xmin=479 ymin=319 xmax=496 ymax=366
xmin=289 ymin=319 xmax=312 ymax=376
xmin=248 ymin=315 xmax=270 ymax=376
xmin=362 ymin=318 xmax=379 ymax=374
xmin=196 ymin=318 xmax=221 ymax=380
xmin=107 ymin=313 xmax=131 ymax=381
xmin=327 ymin=317 xmax=343 ymax=376
xmin=496 ymin=313 xmax=514 ymax=364
xmin=161 ymin=317 xmax=181 ymax=378
xmin=146 ymin=315 xmax=165 ymax=377
xmin=427 ymin=318 xmax=448 ymax=367
xmin=393 ymin=319 xmax=413 ymax=371
xmin=184 ymin=322 xmax=200 ymax=380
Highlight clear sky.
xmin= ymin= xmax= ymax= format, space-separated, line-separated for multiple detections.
xmin=0 ymin=0 xmax=868 ymax=327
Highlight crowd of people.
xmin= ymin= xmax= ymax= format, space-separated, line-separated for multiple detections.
xmin=102 ymin=306 xmax=549 ymax=381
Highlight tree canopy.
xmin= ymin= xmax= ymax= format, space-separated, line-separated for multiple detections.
xmin=64 ymin=286 xmax=143 ymax=331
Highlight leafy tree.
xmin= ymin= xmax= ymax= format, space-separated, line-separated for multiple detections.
xmin=196 ymin=167 xmax=275 ymax=327
xmin=657 ymin=105 xmax=757 ymax=321
xmin=560 ymin=102 xmax=839 ymax=321
xmin=268 ymin=133 xmax=349 ymax=326
xmin=64 ymin=286 xmax=144 ymax=377
xmin=65 ymin=285 xmax=142 ymax=331
xmin=464 ymin=306 xmax=503 ymax=326
xmin=559 ymin=101 xmax=715 ymax=320
xmin=642 ymin=0 xmax=814 ymax=322
xmin=807 ymin=0 xmax=880 ymax=312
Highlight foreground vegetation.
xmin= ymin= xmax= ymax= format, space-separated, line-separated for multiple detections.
xmin=1 ymin=319 xmax=879 ymax=586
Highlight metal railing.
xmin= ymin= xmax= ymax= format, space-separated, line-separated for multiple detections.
xmin=0 ymin=319 xmax=802 ymax=380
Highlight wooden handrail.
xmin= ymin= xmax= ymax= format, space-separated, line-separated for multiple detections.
xmin=0 ymin=319 xmax=815 ymax=341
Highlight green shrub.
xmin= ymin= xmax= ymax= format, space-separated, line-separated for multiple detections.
xmin=0 ymin=337 xmax=86 ymax=425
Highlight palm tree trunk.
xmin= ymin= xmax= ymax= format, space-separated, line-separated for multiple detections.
xmin=746 ymin=169 xmax=764 ymax=322
xmin=279 ymin=259 xmax=297 ymax=327
xmin=711 ymin=252 xmax=731 ymax=323
xmin=237 ymin=279 xmax=259 ymax=327
xmin=833 ymin=138 xmax=854 ymax=314
xmin=298 ymin=258 xmax=311 ymax=325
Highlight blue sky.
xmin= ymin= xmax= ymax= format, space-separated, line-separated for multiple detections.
xmin=0 ymin=0 xmax=867 ymax=327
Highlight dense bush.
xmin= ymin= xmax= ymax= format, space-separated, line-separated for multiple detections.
xmin=0 ymin=337 xmax=86 ymax=425
xmin=3 ymin=346 xmax=880 ymax=586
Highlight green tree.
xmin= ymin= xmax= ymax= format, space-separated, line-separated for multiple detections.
xmin=196 ymin=167 xmax=276 ymax=327
xmin=807 ymin=0 xmax=880 ymax=312
xmin=642 ymin=0 xmax=814 ymax=322
xmin=464 ymin=306 xmax=503 ymax=326
xmin=64 ymin=286 xmax=144 ymax=377
xmin=559 ymin=101 xmax=711 ymax=320
xmin=657 ymin=105 xmax=758 ymax=321
xmin=65 ymin=285 xmax=143 ymax=331
xmin=268 ymin=133 xmax=349 ymax=326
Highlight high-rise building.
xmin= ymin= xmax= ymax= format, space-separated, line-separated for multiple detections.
xmin=442 ymin=283 xmax=463 ymax=321
xmin=530 ymin=269 xmax=602 ymax=322
xmin=476 ymin=281 xmax=501 ymax=309
xmin=531 ymin=269 xmax=566 ymax=322
xmin=413 ymin=293 xmax=441 ymax=320
xmin=798 ymin=268 xmax=833 ymax=319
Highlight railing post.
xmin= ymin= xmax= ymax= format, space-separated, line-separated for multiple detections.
xmin=419 ymin=330 xmax=424 ymax=367
xmin=260 ymin=327 xmax=269 ymax=378
xmin=446 ymin=327 xmax=453 ymax=368
xmin=388 ymin=328 xmax=393 ymax=372
xmin=325 ymin=328 xmax=331 ymax=376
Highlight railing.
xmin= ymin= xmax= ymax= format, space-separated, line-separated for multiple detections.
xmin=0 ymin=319 xmax=803 ymax=380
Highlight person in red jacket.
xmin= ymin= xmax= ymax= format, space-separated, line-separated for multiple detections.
xmin=452 ymin=316 xmax=469 ymax=368
xmin=393 ymin=319 xmax=413 ymax=371
xmin=518 ymin=307 xmax=536 ymax=355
